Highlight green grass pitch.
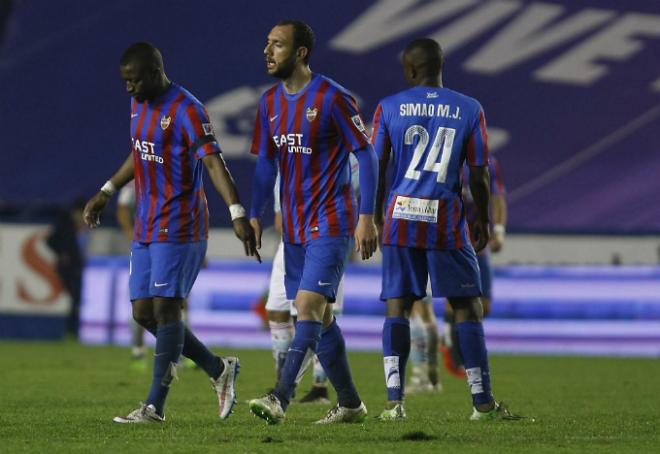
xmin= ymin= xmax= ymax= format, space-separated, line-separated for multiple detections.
xmin=0 ymin=341 xmax=658 ymax=453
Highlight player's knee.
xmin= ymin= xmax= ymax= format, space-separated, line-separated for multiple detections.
xmin=448 ymin=297 xmax=483 ymax=322
xmin=153 ymin=298 xmax=183 ymax=325
xmin=386 ymin=298 xmax=414 ymax=318
xmin=132 ymin=305 xmax=154 ymax=328
xmin=481 ymin=297 xmax=492 ymax=317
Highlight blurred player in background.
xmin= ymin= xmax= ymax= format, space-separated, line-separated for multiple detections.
xmin=248 ymin=20 xmax=378 ymax=425
xmin=266 ymin=155 xmax=360 ymax=404
xmin=83 ymin=42 xmax=259 ymax=423
xmin=372 ymin=38 xmax=522 ymax=421
xmin=117 ymin=180 xmax=197 ymax=370
xmin=442 ymin=157 xmax=507 ymax=377
xmin=406 ymin=292 xmax=442 ymax=393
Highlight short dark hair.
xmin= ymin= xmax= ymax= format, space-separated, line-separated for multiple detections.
xmin=277 ymin=20 xmax=315 ymax=64
xmin=404 ymin=38 xmax=444 ymax=77
xmin=120 ymin=42 xmax=164 ymax=70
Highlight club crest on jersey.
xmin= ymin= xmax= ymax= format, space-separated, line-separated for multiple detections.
xmin=306 ymin=107 xmax=318 ymax=122
xmin=351 ymin=114 xmax=366 ymax=133
xmin=160 ymin=115 xmax=172 ymax=130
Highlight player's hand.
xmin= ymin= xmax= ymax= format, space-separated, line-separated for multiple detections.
xmin=489 ymin=233 xmax=504 ymax=253
xmin=355 ymin=214 xmax=378 ymax=260
xmin=249 ymin=217 xmax=263 ymax=250
xmin=234 ymin=217 xmax=261 ymax=263
xmin=471 ymin=220 xmax=490 ymax=253
xmin=82 ymin=192 xmax=110 ymax=228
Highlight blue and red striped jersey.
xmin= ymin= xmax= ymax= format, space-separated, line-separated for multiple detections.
xmin=130 ymin=82 xmax=220 ymax=243
xmin=462 ymin=155 xmax=506 ymax=225
xmin=250 ymin=74 xmax=370 ymax=244
xmin=371 ymin=86 xmax=489 ymax=250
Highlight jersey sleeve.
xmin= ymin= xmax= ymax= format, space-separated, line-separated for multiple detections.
xmin=370 ymin=102 xmax=391 ymax=163
xmin=331 ymin=91 xmax=370 ymax=152
xmin=250 ymin=95 xmax=278 ymax=159
xmin=466 ymin=104 xmax=489 ymax=167
xmin=489 ymin=156 xmax=506 ymax=195
xmin=181 ymin=102 xmax=222 ymax=160
xmin=273 ymin=170 xmax=281 ymax=213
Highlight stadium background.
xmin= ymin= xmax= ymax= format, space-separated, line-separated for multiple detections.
xmin=1 ymin=0 xmax=660 ymax=357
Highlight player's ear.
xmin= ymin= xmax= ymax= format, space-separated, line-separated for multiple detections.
xmin=297 ymin=46 xmax=308 ymax=62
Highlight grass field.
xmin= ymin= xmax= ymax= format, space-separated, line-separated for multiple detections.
xmin=0 ymin=341 xmax=658 ymax=453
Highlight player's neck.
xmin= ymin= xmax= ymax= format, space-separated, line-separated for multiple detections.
xmin=282 ymin=66 xmax=313 ymax=95
xmin=416 ymin=76 xmax=443 ymax=88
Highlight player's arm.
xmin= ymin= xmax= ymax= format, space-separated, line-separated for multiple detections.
xmin=83 ymin=153 xmax=134 ymax=228
xmin=370 ymin=103 xmax=391 ymax=249
xmin=352 ymin=144 xmax=379 ymax=260
xmin=469 ymin=165 xmax=491 ymax=252
xmin=202 ymin=153 xmax=260 ymax=262
xmin=467 ymin=106 xmax=491 ymax=252
xmin=249 ymin=154 xmax=278 ymax=249
xmin=489 ymin=159 xmax=507 ymax=253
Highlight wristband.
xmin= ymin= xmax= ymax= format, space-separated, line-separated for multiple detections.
xmin=493 ymin=224 xmax=506 ymax=236
xmin=100 ymin=180 xmax=116 ymax=197
xmin=229 ymin=204 xmax=246 ymax=220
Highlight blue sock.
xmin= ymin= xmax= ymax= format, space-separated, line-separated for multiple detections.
xmin=273 ymin=320 xmax=322 ymax=410
xmin=142 ymin=323 xmax=223 ymax=379
xmin=316 ymin=319 xmax=361 ymax=408
xmin=456 ymin=321 xmax=493 ymax=406
xmin=382 ymin=317 xmax=410 ymax=402
xmin=146 ymin=321 xmax=185 ymax=415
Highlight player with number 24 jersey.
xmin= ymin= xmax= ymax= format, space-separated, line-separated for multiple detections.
xmin=371 ymin=87 xmax=488 ymax=250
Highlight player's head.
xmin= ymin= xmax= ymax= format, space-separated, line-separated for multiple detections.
xmin=119 ymin=42 xmax=168 ymax=102
xmin=402 ymin=38 xmax=444 ymax=87
xmin=264 ymin=20 xmax=315 ymax=79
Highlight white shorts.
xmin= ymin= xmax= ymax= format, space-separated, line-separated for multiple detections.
xmin=265 ymin=241 xmax=344 ymax=315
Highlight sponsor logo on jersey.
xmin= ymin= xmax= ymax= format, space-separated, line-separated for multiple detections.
xmin=133 ymin=138 xmax=164 ymax=164
xmin=306 ymin=107 xmax=318 ymax=122
xmin=273 ymin=133 xmax=313 ymax=154
xmin=392 ymin=195 xmax=439 ymax=223
xmin=426 ymin=92 xmax=439 ymax=99
xmin=160 ymin=115 xmax=171 ymax=130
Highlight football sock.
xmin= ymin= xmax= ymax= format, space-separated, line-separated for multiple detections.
xmin=312 ymin=355 xmax=329 ymax=387
xmin=409 ymin=315 xmax=427 ymax=367
xmin=451 ymin=322 xmax=464 ymax=366
xmin=146 ymin=321 xmax=184 ymax=415
xmin=425 ymin=322 xmax=440 ymax=385
xmin=456 ymin=321 xmax=493 ymax=406
xmin=316 ymin=319 xmax=361 ymax=409
xmin=269 ymin=320 xmax=294 ymax=382
xmin=273 ymin=320 xmax=322 ymax=410
xmin=382 ymin=317 xmax=410 ymax=402
xmin=143 ymin=323 xmax=223 ymax=379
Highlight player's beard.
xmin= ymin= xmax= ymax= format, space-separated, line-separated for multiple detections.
xmin=271 ymin=54 xmax=297 ymax=80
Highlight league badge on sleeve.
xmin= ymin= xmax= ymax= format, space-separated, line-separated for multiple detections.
xmin=351 ymin=114 xmax=367 ymax=134
xmin=202 ymin=123 xmax=214 ymax=136
xmin=306 ymin=107 xmax=318 ymax=122
xmin=160 ymin=115 xmax=172 ymax=130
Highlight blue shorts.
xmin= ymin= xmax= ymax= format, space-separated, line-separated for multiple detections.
xmin=477 ymin=252 xmax=492 ymax=299
xmin=129 ymin=241 xmax=207 ymax=300
xmin=284 ymin=237 xmax=350 ymax=302
xmin=381 ymin=245 xmax=482 ymax=301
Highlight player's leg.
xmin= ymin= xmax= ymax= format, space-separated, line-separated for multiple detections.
xmin=266 ymin=242 xmax=294 ymax=384
xmin=298 ymin=275 xmax=345 ymax=404
xmin=408 ymin=296 xmax=441 ymax=393
xmin=377 ymin=245 xmax=428 ymax=420
xmin=478 ymin=252 xmax=493 ymax=317
xmin=431 ymin=246 xmax=523 ymax=420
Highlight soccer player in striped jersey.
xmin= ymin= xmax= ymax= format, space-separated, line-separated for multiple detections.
xmin=371 ymin=38 xmax=522 ymax=421
xmin=248 ymin=20 xmax=378 ymax=425
xmin=82 ymin=42 xmax=259 ymax=423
